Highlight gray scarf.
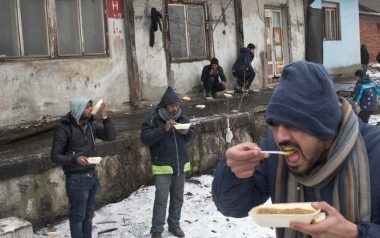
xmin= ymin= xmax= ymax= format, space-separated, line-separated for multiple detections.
xmin=157 ymin=107 xmax=182 ymax=122
xmin=275 ymin=98 xmax=371 ymax=238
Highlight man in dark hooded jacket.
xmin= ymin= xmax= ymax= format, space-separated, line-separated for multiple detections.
xmin=51 ymin=97 xmax=116 ymax=238
xmin=212 ymin=61 xmax=380 ymax=238
xmin=141 ymin=87 xmax=196 ymax=238
xmin=232 ymin=43 xmax=256 ymax=93
xmin=352 ymin=69 xmax=379 ymax=123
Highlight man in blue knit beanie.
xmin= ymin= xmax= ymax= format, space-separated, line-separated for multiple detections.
xmin=212 ymin=61 xmax=380 ymax=238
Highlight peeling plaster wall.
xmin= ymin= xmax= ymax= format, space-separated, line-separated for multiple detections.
xmin=285 ymin=0 xmax=306 ymax=62
xmin=171 ymin=0 xmax=238 ymax=94
xmin=135 ymin=0 xmax=238 ymax=99
xmin=0 ymin=18 xmax=129 ymax=128
xmin=241 ymin=0 xmax=265 ymax=89
xmin=241 ymin=0 xmax=305 ymax=87
xmin=134 ymin=0 xmax=169 ymax=100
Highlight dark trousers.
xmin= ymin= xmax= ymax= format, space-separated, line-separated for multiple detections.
xmin=66 ymin=173 xmax=100 ymax=238
xmin=233 ymin=70 xmax=255 ymax=89
xmin=358 ymin=110 xmax=373 ymax=123
xmin=151 ymin=174 xmax=185 ymax=233
xmin=202 ymin=76 xmax=226 ymax=94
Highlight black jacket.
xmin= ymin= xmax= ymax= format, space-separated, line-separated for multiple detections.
xmin=232 ymin=47 xmax=254 ymax=73
xmin=361 ymin=47 xmax=369 ymax=64
xmin=201 ymin=65 xmax=226 ymax=83
xmin=51 ymin=113 xmax=116 ymax=173
xmin=140 ymin=88 xmax=196 ymax=175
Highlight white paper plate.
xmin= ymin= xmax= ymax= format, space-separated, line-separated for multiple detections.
xmin=224 ymin=93 xmax=233 ymax=98
xmin=173 ymin=123 xmax=191 ymax=130
xmin=182 ymin=96 xmax=191 ymax=101
xmin=87 ymin=157 xmax=103 ymax=164
xmin=91 ymin=98 xmax=103 ymax=115
xmin=249 ymin=202 xmax=323 ymax=227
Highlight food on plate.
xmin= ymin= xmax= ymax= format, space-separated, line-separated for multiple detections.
xmin=256 ymin=207 xmax=315 ymax=215
xmin=173 ymin=123 xmax=191 ymax=130
xmin=249 ymin=202 xmax=325 ymax=227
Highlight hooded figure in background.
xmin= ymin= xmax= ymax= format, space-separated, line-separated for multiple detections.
xmin=232 ymin=43 xmax=256 ymax=93
xmin=51 ymin=97 xmax=116 ymax=238
xmin=352 ymin=69 xmax=379 ymax=123
xmin=141 ymin=87 xmax=196 ymax=238
xmin=212 ymin=61 xmax=380 ymax=238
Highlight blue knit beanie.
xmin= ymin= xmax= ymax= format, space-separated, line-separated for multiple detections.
xmin=266 ymin=61 xmax=342 ymax=139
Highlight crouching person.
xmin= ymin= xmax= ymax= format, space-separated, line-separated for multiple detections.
xmin=51 ymin=97 xmax=116 ymax=238
xmin=141 ymin=87 xmax=196 ymax=238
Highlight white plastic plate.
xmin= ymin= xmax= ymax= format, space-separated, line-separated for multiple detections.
xmin=87 ymin=157 xmax=103 ymax=164
xmin=173 ymin=123 xmax=191 ymax=130
xmin=91 ymin=98 xmax=103 ymax=115
xmin=249 ymin=202 xmax=323 ymax=228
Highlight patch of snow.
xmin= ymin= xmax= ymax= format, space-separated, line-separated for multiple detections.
xmin=34 ymin=175 xmax=275 ymax=238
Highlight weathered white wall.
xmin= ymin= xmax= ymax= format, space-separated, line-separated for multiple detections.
xmin=0 ymin=17 xmax=129 ymax=128
xmin=171 ymin=0 xmax=238 ymax=94
xmin=134 ymin=0 xmax=169 ymax=100
xmin=136 ymin=0 xmax=239 ymax=99
xmin=241 ymin=0 xmax=265 ymax=89
xmin=240 ymin=0 xmax=305 ymax=88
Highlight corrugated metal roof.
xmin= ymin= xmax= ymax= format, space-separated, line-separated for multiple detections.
xmin=360 ymin=0 xmax=380 ymax=13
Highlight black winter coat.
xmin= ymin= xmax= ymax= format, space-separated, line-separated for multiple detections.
xmin=232 ymin=47 xmax=254 ymax=73
xmin=51 ymin=113 xmax=116 ymax=173
xmin=140 ymin=109 xmax=196 ymax=175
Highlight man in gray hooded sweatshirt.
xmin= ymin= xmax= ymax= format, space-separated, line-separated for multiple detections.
xmin=51 ymin=97 xmax=116 ymax=238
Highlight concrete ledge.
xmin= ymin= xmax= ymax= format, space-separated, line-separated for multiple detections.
xmin=0 ymin=217 xmax=32 ymax=238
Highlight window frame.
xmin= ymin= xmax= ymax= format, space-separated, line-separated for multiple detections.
xmin=0 ymin=0 xmax=109 ymax=61
xmin=166 ymin=0 xmax=210 ymax=63
xmin=322 ymin=1 xmax=341 ymax=41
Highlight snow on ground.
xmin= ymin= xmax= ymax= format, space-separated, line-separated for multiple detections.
xmin=34 ymin=175 xmax=275 ymax=238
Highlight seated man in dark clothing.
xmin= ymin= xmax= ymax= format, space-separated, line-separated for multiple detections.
xmin=201 ymin=58 xmax=226 ymax=98
xmin=232 ymin=43 xmax=256 ymax=93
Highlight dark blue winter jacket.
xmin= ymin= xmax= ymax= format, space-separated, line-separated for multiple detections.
xmin=232 ymin=47 xmax=254 ymax=74
xmin=212 ymin=122 xmax=380 ymax=237
xmin=352 ymin=76 xmax=379 ymax=112
xmin=140 ymin=89 xmax=196 ymax=175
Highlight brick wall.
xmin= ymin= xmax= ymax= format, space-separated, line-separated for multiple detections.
xmin=360 ymin=14 xmax=380 ymax=63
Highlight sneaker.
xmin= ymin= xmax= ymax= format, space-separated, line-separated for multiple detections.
xmin=211 ymin=92 xmax=217 ymax=98
xmin=234 ymin=85 xmax=243 ymax=93
xmin=151 ymin=232 xmax=162 ymax=238
xmin=168 ymin=226 xmax=185 ymax=237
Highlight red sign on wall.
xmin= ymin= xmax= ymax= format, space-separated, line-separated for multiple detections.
xmin=107 ymin=0 xmax=124 ymax=19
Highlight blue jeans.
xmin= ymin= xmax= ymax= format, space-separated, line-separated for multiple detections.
xmin=151 ymin=174 xmax=185 ymax=233
xmin=65 ymin=172 xmax=100 ymax=238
